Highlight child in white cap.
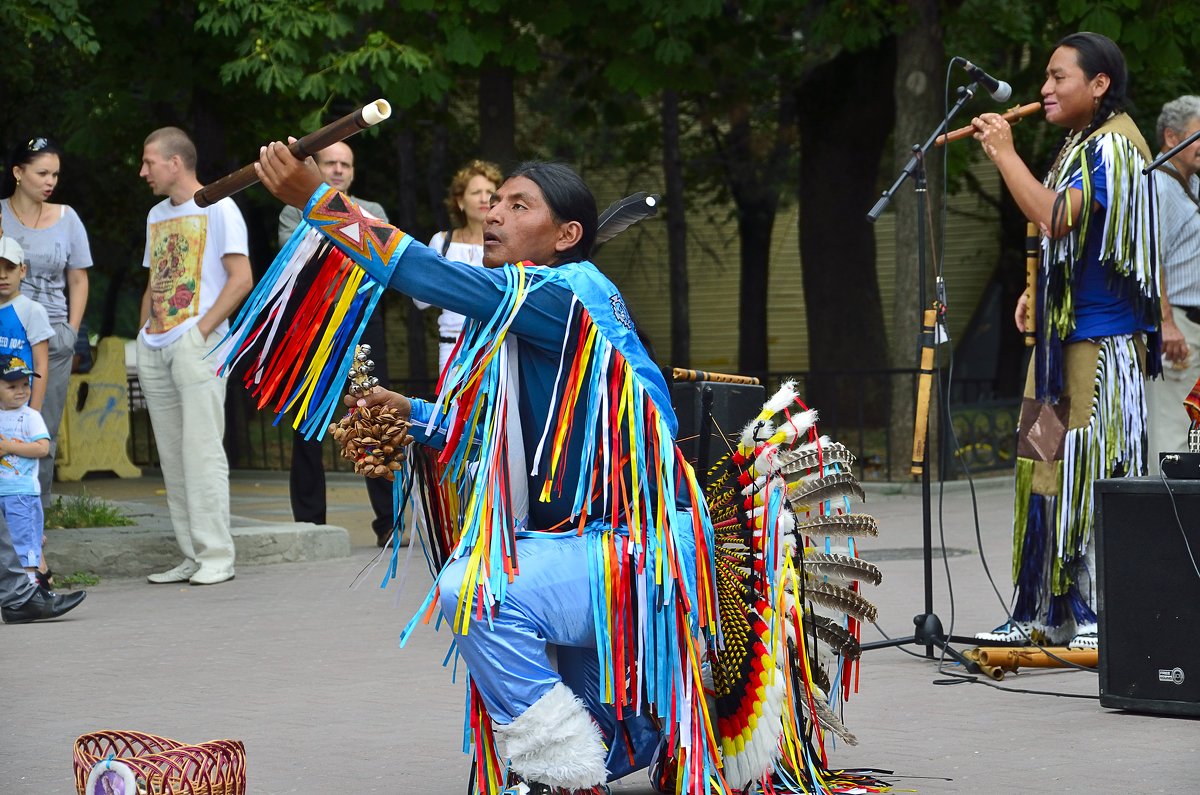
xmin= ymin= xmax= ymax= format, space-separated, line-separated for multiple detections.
xmin=0 ymin=236 xmax=53 ymax=586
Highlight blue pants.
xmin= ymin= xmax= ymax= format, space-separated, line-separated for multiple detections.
xmin=438 ymin=523 xmax=698 ymax=780
xmin=1 ymin=494 xmax=44 ymax=567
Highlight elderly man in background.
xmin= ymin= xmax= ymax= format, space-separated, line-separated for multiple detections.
xmin=278 ymin=141 xmax=395 ymax=546
xmin=1148 ymin=95 xmax=1200 ymax=469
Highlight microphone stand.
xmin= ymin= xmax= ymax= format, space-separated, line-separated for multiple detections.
xmin=863 ymin=84 xmax=982 ymax=668
xmin=1144 ymin=126 xmax=1200 ymax=174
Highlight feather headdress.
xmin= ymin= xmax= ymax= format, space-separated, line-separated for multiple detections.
xmin=702 ymin=381 xmax=886 ymax=793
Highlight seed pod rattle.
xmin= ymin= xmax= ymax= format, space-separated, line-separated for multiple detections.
xmin=329 ymin=344 xmax=413 ymax=480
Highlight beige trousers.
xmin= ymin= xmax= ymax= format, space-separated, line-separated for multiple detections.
xmin=136 ymin=326 xmax=234 ymax=575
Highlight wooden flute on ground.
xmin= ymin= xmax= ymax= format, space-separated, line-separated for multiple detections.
xmin=963 ymin=646 xmax=1096 ymax=681
xmin=194 ymin=99 xmax=392 ymax=208
xmin=934 ymin=101 xmax=1042 ymax=147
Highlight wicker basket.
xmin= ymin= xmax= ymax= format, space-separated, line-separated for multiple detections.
xmin=74 ymin=730 xmax=246 ymax=795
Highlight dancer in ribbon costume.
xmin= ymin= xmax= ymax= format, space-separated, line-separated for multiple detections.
xmin=239 ymin=144 xmax=883 ymax=795
xmin=263 ymin=154 xmax=715 ymax=794
xmin=971 ymin=32 xmax=1159 ymax=649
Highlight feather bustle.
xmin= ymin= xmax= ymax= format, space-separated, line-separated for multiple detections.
xmin=794 ymin=513 xmax=879 ymax=537
xmin=798 ymin=552 xmax=883 ymax=586
xmin=786 ymin=473 xmax=865 ymax=508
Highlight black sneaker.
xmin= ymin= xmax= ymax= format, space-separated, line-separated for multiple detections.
xmin=2 ymin=587 xmax=86 ymax=624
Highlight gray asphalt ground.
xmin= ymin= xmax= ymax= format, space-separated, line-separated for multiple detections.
xmin=2 ymin=472 xmax=1197 ymax=793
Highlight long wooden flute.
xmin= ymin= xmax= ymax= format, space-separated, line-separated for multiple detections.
xmin=910 ymin=308 xmax=937 ymax=478
xmin=976 ymin=646 xmax=1097 ymax=670
xmin=194 ymin=99 xmax=392 ymax=208
xmin=672 ymin=368 xmax=761 ymax=385
xmin=934 ymin=101 xmax=1041 ymax=147
xmin=1024 ymin=222 xmax=1038 ymax=346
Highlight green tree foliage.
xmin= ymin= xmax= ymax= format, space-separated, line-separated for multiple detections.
xmin=1 ymin=0 xmax=98 ymax=73
xmin=941 ymin=0 xmax=1200 ymax=403
xmin=196 ymin=0 xmax=437 ymax=124
xmin=7 ymin=0 xmax=1200 ymax=427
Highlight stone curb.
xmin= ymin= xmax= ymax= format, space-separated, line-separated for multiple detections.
xmin=46 ymin=500 xmax=350 ymax=578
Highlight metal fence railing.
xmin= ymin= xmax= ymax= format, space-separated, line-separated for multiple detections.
xmin=127 ymin=370 xmax=1018 ymax=481
xmin=128 ymin=376 xmax=439 ymax=474
xmin=741 ymin=369 xmax=1019 ymax=481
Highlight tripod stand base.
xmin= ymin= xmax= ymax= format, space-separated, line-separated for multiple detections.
xmin=861 ymin=613 xmax=982 ymax=670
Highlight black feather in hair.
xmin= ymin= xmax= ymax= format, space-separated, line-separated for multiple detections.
xmin=595 ymin=192 xmax=660 ymax=246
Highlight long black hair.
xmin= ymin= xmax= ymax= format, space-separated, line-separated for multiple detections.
xmin=1056 ymin=32 xmax=1130 ymax=141
xmin=505 ymin=161 xmax=660 ymax=360
xmin=506 ymin=161 xmax=597 ymax=264
xmin=2 ymin=136 xmax=64 ymax=199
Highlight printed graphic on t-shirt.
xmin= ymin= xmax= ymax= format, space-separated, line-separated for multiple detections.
xmin=0 ymin=305 xmax=32 ymax=371
xmin=0 ymin=407 xmax=47 ymax=488
xmin=148 ymin=215 xmax=207 ymax=334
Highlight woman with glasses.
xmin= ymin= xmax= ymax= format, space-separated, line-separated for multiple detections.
xmin=1 ymin=137 xmax=93 ymax=514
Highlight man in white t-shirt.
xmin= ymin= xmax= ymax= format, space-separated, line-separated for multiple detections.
xmin=136 ymin=127 xmax=253 ymax=586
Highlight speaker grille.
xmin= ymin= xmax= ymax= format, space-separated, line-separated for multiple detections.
xmin=671 ymin=381 xmax=766 ymax=485
xmin=1095 ymin=478 xmax=1200 ymax=715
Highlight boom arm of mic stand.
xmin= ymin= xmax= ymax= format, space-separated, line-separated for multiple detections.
xmin=867 ymin=84 xmax=978 ymax=223
xmin=1145 ymin=126 xmax=1200 ymax=174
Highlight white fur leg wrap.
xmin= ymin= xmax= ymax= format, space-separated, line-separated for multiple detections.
xmin=493 ymin=682 xmax=609 ymax=789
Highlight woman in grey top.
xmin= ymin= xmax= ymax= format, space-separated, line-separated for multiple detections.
xmin=2 ymin=136 xmax=93 ymax=506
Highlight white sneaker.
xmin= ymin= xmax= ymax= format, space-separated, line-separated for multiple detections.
xmin=1067 ymin=622 xmax=1098 ymax=650
xmin=147 ymin=560 xmax=199 ymax=584
xmin=975 ymin=619 xmax=1046 ymax=644
xmin=189 ymin=567 xmax=235 ymax=586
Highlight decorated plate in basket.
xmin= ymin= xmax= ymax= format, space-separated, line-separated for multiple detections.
xmin=84 ymin=758 xmax=137 ymax=795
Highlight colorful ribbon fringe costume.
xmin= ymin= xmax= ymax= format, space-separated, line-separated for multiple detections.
xmin=1000 ymin=113 xmax=1159 ymax=646
xmin=217 ymin=182 xmax=886 ymax=794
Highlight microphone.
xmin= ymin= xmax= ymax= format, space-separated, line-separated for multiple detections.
xmin=959 ymin=58 xmax=1012 ymax=102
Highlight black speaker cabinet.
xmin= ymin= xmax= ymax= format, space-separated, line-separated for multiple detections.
xmin=1094 ymin=477 xmax=1200 ymax=716
xmin=671 ymin=380 xmax=765 ymax=485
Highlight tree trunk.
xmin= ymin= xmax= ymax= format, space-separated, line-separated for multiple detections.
xmin=736 ymin=201 xmax=774 ymax=379
xmin=661 ymin=89 xmax=689 ymax=368
xmin=994 ymin=191 xmax=1033 ymax=397
xmin=99 ymin=268 xmax=125 ymax=338
xmin=479 ymin=66 xmax=518 ymax=170
xmin=797 ymin=42 xmax=895 ymax=416
xmin=712 ymin=88 xmax=797 ymax=379
xmin=394 ymin=121 xmax=429 ymax=391
xmin=426 ymin=99 xmax=452 ymax=233
xmin=887 ymin=1 xmax=944 ymax=481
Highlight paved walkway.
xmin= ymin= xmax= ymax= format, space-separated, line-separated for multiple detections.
xmin=3 ymin=473 xmax=1196 ymax=793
